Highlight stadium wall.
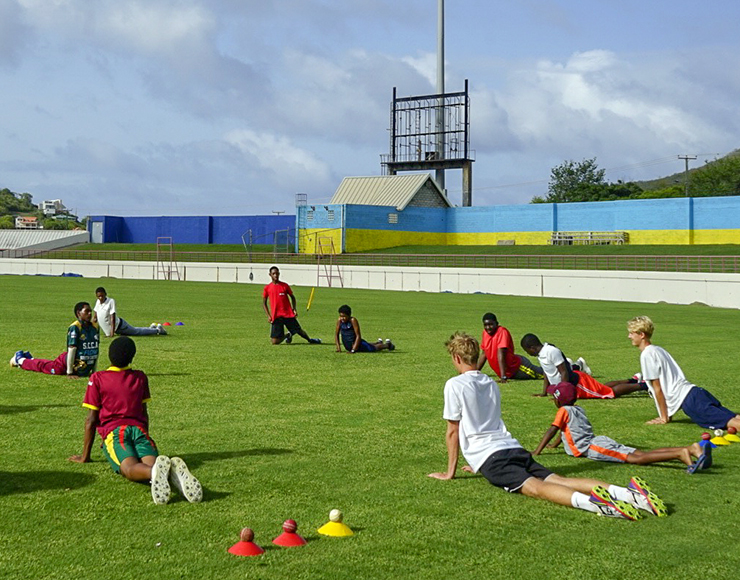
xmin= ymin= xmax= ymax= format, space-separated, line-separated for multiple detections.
xmin=2 ymin=258 xmax=738 ymax=309
xmin=88 ymin=215 xmax=295 ymax=245
xmin=301 ymin=196 xmax=740 ymax=253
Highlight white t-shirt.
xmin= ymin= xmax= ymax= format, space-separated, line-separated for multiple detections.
xmin=442 ymin=370 xmax=521 ymax=472
xmin=93 ymin=297 xmax=120 ymax=337
xmin=640 ymin=344 xmax=695 ymax=417
xmin=537 ymin=343 xmax=566 ymax=385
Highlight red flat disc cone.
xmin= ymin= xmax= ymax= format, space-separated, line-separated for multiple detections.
xmin=228 ymin=541 xmax=265 ymax=556
xmin=272 ymin=531 xmax=307 ymax=547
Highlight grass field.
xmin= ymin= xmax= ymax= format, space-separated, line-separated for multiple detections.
xmin=1 ymin=275 xmax=739 ymax=579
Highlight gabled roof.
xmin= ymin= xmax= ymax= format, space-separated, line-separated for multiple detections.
xmin=329 ymin=174 xmax=452 ymax=210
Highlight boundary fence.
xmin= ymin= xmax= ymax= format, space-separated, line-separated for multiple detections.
xmin=4 ymin=248 xmax=740 ymax=274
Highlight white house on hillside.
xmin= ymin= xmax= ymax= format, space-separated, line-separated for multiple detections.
xmin=39 ymin=199 xmax=67 ymax=216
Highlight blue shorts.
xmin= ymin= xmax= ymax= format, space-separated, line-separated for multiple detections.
xmin=342 ymin=339 xmax=377 ymax=353
xmin=681 ymin=387 xmax=737 ymax=430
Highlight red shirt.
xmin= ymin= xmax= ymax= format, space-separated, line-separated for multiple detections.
xmin=480 ymin=325 xmax=520 ymax=378
xmin=83 ymin=367 xmax=151 ymax=438
xmin=263 ymin=281 xmax=295 ymax=319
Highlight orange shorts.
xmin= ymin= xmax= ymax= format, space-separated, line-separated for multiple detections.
xmin=575 ymin=371 xmax=614 ymax=399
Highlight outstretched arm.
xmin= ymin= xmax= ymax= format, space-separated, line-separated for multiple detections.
xmin=476 ymin=351 xmax=487 ymax=371
xmin=497 ymin=348 xmax=508 ymax=381
xmin=68 ymin=409 xmax=99 ymax=463
xmin=428 ymin=420 xmax=460 ymax=480
xmin=262 ymin=297 xmax=272 ymax=322
xmin=532 ymin=425 xmax=560 ymax=455
xmin=646 ymin=377 xmax=671 ymax=424
xmin=334 ymin=319 xmax=342 ymax=352
xmin=350 ymin=318 xmax=362 ymax=352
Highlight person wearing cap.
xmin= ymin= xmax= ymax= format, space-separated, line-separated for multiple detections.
xmin=68 ymin=336 xmax=202 ymax=506
xmin=533 ymin=381 xmax=711 ymax=477
xmin=427 ymin=332 xmax=665 ymax=521
xmin=476 ymin=313 xmax=543 ymax=382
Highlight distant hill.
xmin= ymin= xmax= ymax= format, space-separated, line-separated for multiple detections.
xmin=637 ymin=149 xmax=740 ymax=196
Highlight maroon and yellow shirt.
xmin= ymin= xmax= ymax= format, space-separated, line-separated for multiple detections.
xmin=83 ymin=366 xmax=151 ymax=439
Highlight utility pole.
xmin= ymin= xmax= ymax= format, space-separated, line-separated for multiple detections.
xmin=678 ymin=154 xmax=696 ymax=197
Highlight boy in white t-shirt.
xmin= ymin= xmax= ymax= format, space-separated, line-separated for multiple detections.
xmin=94 ymin=287 xmax=165 ymax=338
xmin=427 ymin=332 xmax=668 ymax=520
xmin=628 ymin=316 xmax=740 ymax=431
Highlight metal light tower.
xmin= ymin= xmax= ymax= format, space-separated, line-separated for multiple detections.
xmin=436 ymin=0 xmax=445 ymax=192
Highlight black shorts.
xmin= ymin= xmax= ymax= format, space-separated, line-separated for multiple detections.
xmin=270 ymin=317 xmax=302 ymax=339
xmin=479 ymin=447 xmax=554 ymax=493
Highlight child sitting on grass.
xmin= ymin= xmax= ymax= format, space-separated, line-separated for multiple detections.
xmin=68 ymin=336 xmax=202 ymax=505
xmin=533 ymin=382 xmax=712 ymax=475
xmin=334 ymin=305 xmax=395 ymax=353
xmin=427 ymin=332 xmax=667 ymax=520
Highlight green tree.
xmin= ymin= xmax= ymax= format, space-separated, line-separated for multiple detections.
xmin=540 ymin=158 xmax=606 ymax=203
xmin=689 ymin=154 xmax=740 ymax=197
xmin=0 ymin=215 xmax=14 ymax=229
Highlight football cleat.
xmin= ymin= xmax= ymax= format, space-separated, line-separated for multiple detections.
xmin=309 ymin=338 xmax=321 ymax=344
xmin=589 ymin=486 xmax=642 ymax=520
xmin=284 ymin=332 xmax=292 ymax=344
xmin=10 ymin=350 xmax=25 ymax=368
xmin=150 ymin=455 xmax=172 ymax=505
xmin=628 ymin=476 xmax=667 ymax=516
xmin=576 ymin=357 xmax=592 ymax=376
xmin=169 ymin=457 xmax=202 ymax=503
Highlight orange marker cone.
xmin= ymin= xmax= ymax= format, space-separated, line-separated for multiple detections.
xmin=228 ymin=528 xmax=264 ymax=557
xmin=273 ymin=519 xmax=307 ymax=547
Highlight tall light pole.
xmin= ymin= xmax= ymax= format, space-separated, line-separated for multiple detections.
xmin=435 ymin=0 xmax=445 ymax=192
xmin=678 ymin=154 xmax=696 ymax=197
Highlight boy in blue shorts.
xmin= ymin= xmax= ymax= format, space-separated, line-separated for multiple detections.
xmin=68 ymin=336 xmax=202 ymax=505
xmin=428 ymin=332 xmax=666 ymax=521
xmin=628 ymin=316 xmax=740 ymax=431
xmin=334 ymin=305 xmax=395 ymax=353
xmin=533 ymin=382 xmax=711 ymax=477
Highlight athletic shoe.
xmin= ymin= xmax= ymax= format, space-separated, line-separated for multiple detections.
xmin=576 ymin=357 xmax=592 ymax=376
xmin=150 ymin=323 xmax=158 ymax=328
xmin=10 ymin=350 xmax=24 ymax=368
xmin=22 ymin=351 xmax=32 ymax=359
xmin=285 ymin=332 xmax=292 ymax=344
xmin=169 ymin=457 xmax=203 ymax=503
xmin=628 ymin=476 xmax=667 ymax=517
xmin=156 ymin=323 xmax=167 ymax=336
xmin=632 ymin=372 xmax=643 ymax=382
xmin=566 ymin=357 xmax=575 ymax=367
xmin=150 ymin=455 xmax=172 ymax=505
xmin=309 ymin=338 xmax=321 ymax=344
xmin=589 ymin=486 xmax=642 ymax=520
xmin=377 ymin=338 xmax=383 ymax=344
xmin=687 ymin=443 xmax=713 ymax=474
xmin=387 ymin=341 xmax=396 ymax=351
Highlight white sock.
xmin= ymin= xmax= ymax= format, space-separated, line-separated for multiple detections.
xmin=571 ymin=491 xmax=599 ymax=513
xmin=608 ymin=485 xmax=632 ymax=502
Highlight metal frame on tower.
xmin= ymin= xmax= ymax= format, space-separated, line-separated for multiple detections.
xmin=156 ymin=237 xmax=180 ymax=281
xmin=380 ymin=79 xmax=474 ymax=206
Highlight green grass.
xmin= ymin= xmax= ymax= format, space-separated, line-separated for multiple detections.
xmin=1 ymin=276 xmax=739 ymax=579
xmin=372 ymin=244 xmax=740 ymax=255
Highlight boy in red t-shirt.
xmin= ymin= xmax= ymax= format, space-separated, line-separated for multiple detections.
xmin=68 ymin=337 xmax=202 ymax=505
xmin=262 ymin=266 xmax=321 ymax=345
xmin=476 ymin=313 xmax=543 ymax=382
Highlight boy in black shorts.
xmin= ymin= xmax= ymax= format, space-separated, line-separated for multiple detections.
xmin=427 ymin=332 xmax=668 ymax=520
xmin=261 ymin=266 xmax=321 ymax=345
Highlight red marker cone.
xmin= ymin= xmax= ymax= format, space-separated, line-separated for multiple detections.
xmin=228 ymin=528 xmax=264 ymax=557
xmin=163 ymin=322 xmax=172 ymax=326
xmin=273 ymin=519 xmax=307 ymax=547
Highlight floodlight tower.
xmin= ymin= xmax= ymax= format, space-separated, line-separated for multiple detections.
xmin=436 ymin=0 xmax=445 ymax=192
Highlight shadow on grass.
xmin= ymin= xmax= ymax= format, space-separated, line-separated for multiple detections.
xmin=0 ymin=403 xmax=73 ymax=415
xmin=181 ymin=448 xmax=293 ymax=469
xmin=0 ymin=470 xmax=96 ymax=496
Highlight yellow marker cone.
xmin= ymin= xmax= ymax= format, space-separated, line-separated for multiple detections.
xmin=710 ymin=436 xmax=731 ymax=446
xmin=724 ymin=433 xmax=740 ymax=443
xmin=317 ymin=509 xmax=353 ymax=537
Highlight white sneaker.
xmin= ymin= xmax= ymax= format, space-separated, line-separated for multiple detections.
xmin=150 ymin=323 xmax=158 ymax=328
xmin=576 ymin=357 xmax=592 ymax=376
xmin=632 ymin=372 xmax=642 ymax=382
xmin=169 ymin=456 xmax=202 ymax=503
xmin=150 ymin=455 xmax=172 ymax=505
xmin=156 ymin=323 xmax=167 ymax=336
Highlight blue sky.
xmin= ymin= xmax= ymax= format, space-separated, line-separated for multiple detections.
xmin=1 ymin=0 xmax=738 ymax=217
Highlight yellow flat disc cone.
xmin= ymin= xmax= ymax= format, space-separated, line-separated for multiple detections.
xmin=711 ymin=436 xmax=730 ymax=446
xmin=317 ymin=521 xmax=354 ymax=537
xmin=723 ymin=433 xmax=740 ymax=443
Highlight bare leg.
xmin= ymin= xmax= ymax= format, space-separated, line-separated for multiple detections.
xmin=119 ymin=455 xmax=156 ymax=482
xmin=610 ymin=381 xmax=647 ymax=397
xmin=521 ymin=474 xmax=608 ymax=507
xmin=626 ymin=445 xmax=697 ymax=466
xmin=728 ymin=415 xmax=740 ymax=432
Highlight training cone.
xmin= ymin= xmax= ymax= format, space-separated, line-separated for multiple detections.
xmin=710 ymin=436 xmax=730 ymax=446
xmin=163 ymin=322 xmax=172 ymax=326
xmin=317 ymin=509 xmax=353 ymax=537
xmin=724 ymin=433 xmax=740 ymax=443
xmin=273 ymin=519 xmax=307 ymax=547
xmin=228 ymin=528 xmax=264 ymax=557
xmin=176 ymin=321 xmax=184 ymax=326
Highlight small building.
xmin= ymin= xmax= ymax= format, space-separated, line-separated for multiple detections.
xmin=329 ymin=174 xmax=452 ymax=210
xmin=39 ymin=199 xmax=67 ymax=216
xmin=15 ymin=216 xmax=39 ymax=229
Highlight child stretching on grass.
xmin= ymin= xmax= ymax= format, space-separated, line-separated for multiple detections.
xmin=10 ymin=301 xmax=99 ymax=379
xmin=520 ymin=333 xmax=646 ymax=399
xmin=68 ymin=336 xmax=202 ymax=505
xmin=533 ymin=382 xmax=712 ymax=476
xmin=628 ymin=316 xmax=740 ymax=431
xmin=427 ymin=332 xmax=667 ymax=520
xmin=334 ymin=305 xmax=395 ymax=353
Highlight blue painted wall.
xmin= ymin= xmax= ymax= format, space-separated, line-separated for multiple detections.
xmin=88 ymin=215 xmax=295 ymax=244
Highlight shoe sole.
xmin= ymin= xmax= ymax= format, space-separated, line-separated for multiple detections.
xmin=629 ymin=477 xmax=667 ymax=517
xmin=151 ymin=455 xmax=172 ymax=505
xmin=170 ymin=457 xmax=203 ymax=503
xmin=590 ymin=486 xmax=642 ymax=520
